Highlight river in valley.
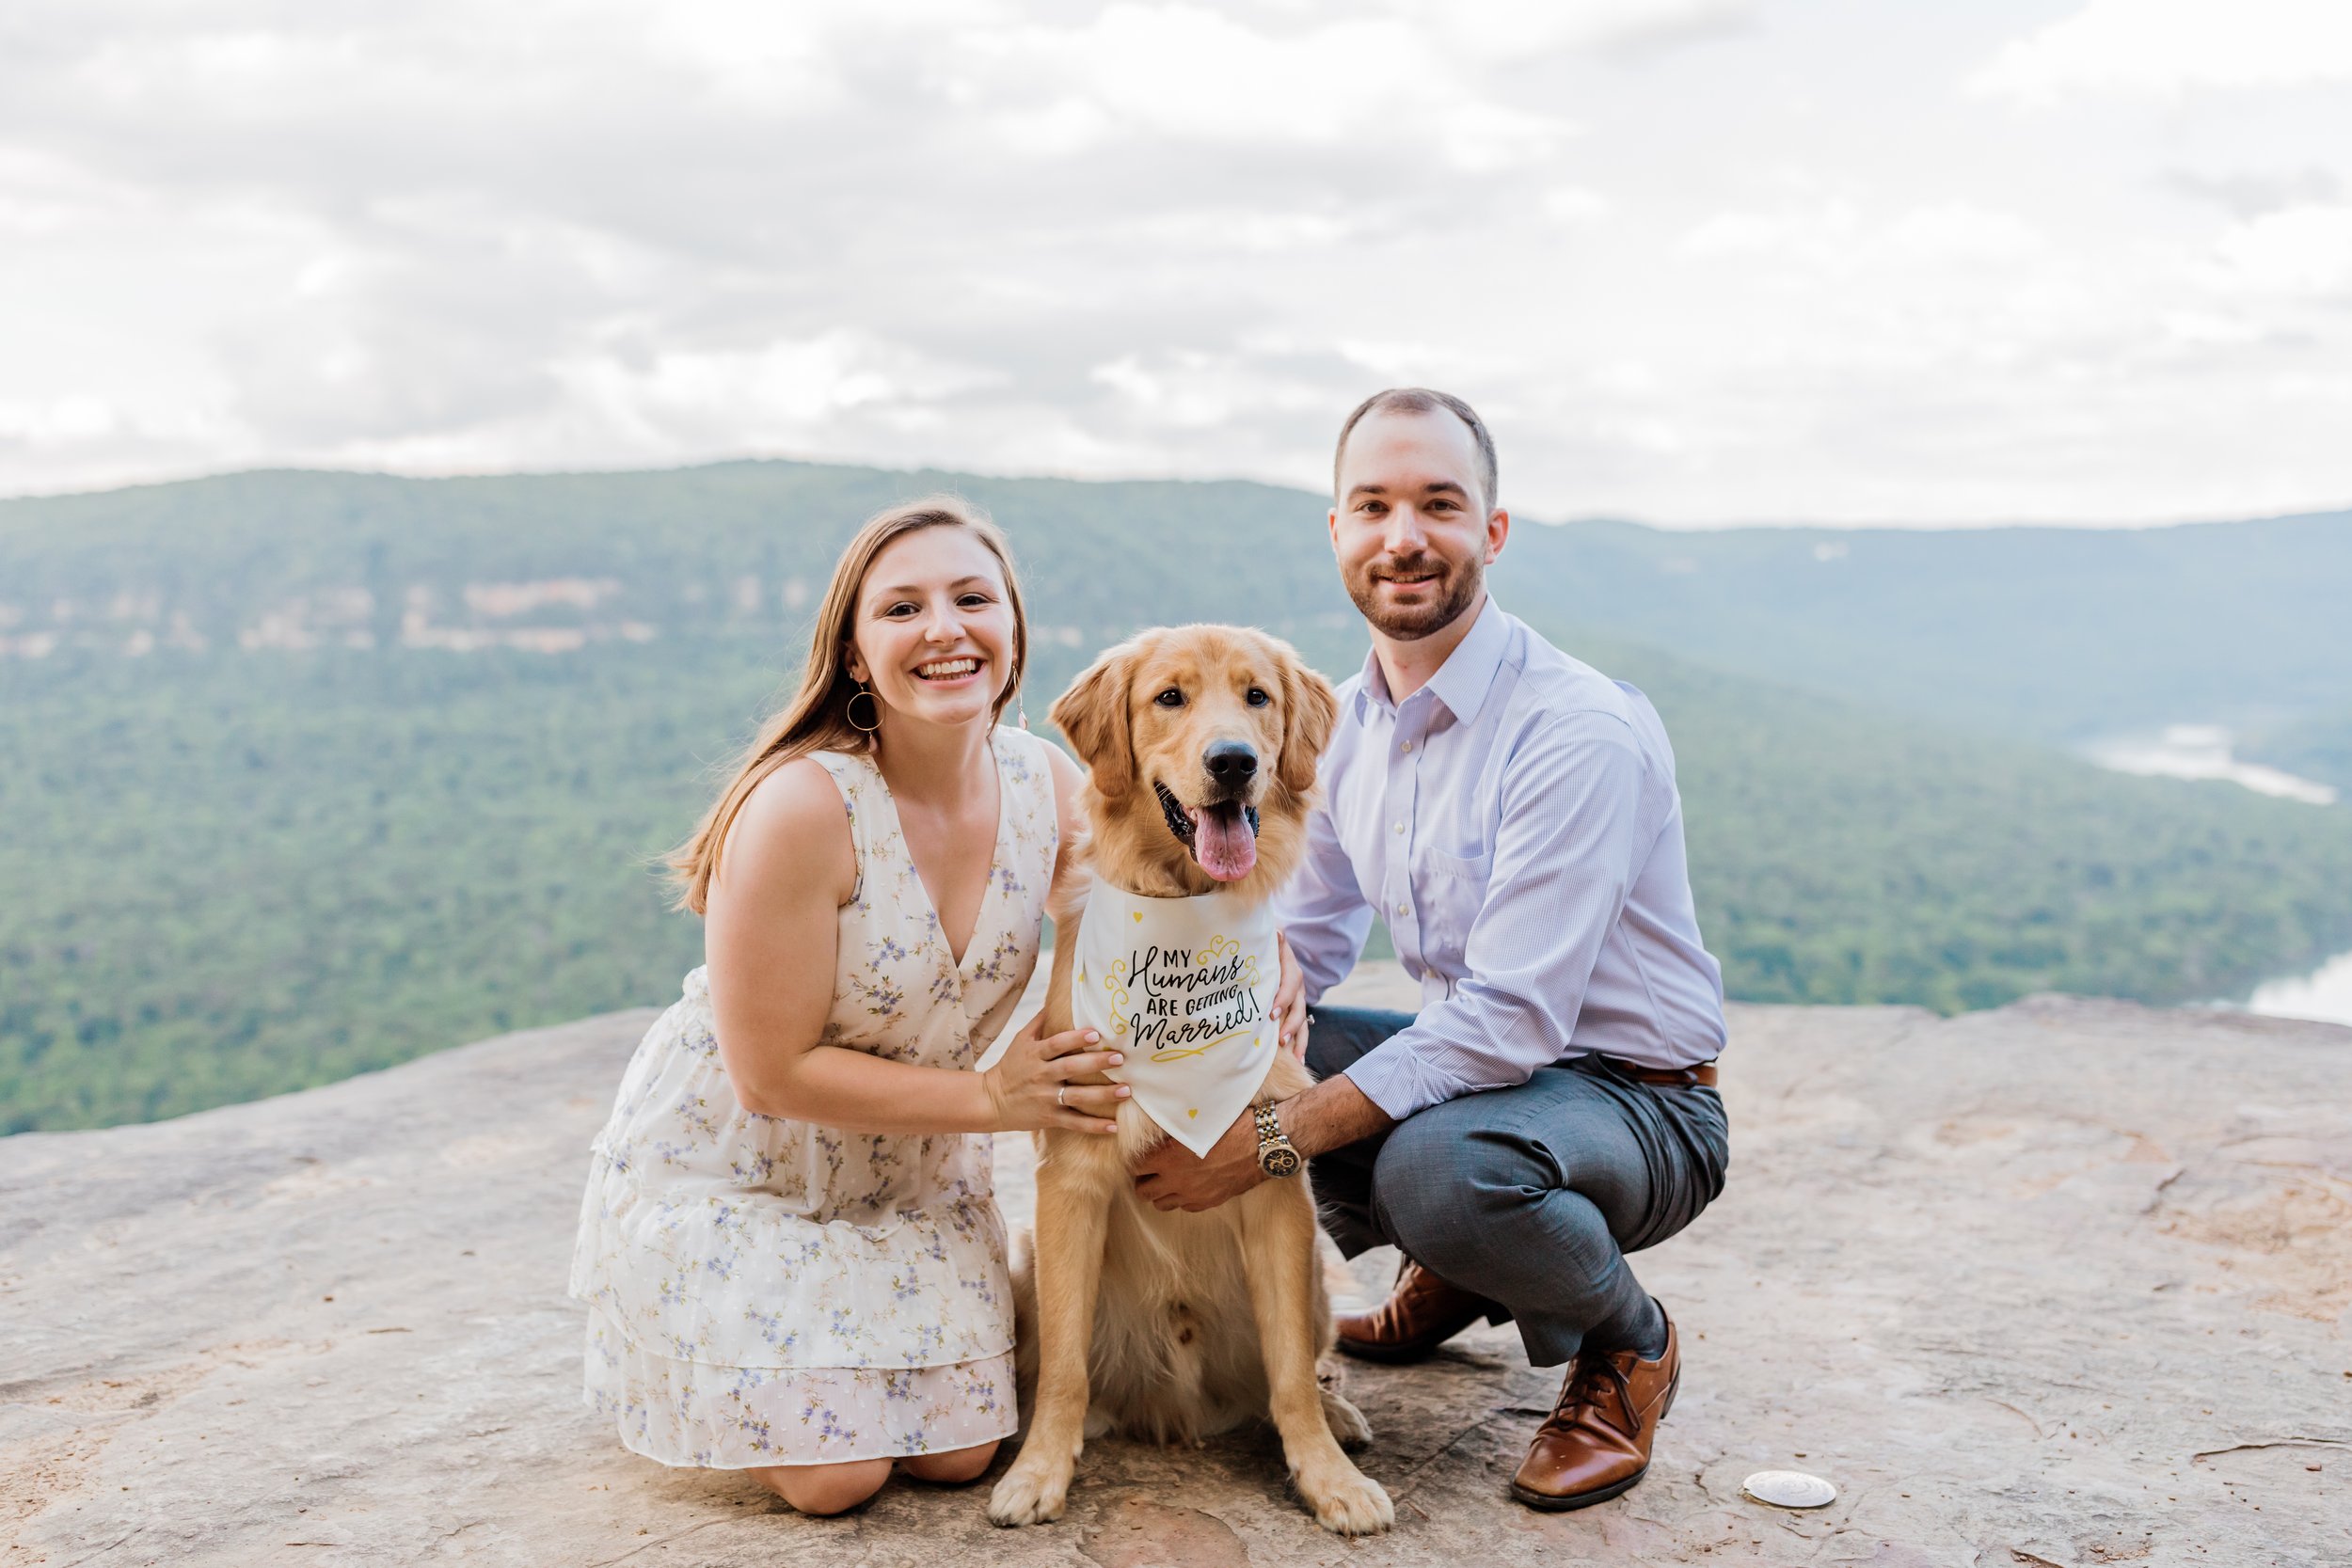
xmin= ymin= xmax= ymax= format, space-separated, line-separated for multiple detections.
xmin=2083 ymin=724 xmax=2351 ymax=1028
xmin=2249 ymin=951 xmax=2352 ymax=1029
xmin=2083 ymin=723 xmax=2337 ymax=805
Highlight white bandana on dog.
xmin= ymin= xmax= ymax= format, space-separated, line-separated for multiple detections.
xmin=1060 ymin=875 xmax=1281 ymax=1157
xmin=1077 ymin=876 xmax=1279 ymax=1156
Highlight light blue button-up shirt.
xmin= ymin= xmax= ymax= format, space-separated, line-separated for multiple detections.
xmin=1278 ymin=596 xmax=1727 ymax=1121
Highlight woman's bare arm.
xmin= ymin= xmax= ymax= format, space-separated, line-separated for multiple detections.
xmin=704 ymin=755 xmax=1122 ymax=1134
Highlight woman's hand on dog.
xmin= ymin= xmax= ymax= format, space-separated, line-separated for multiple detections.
xmin=986 ymin=1015 xmax=1130 ymax=1134
xmin=1274 ymin=932 xmax=1310 ymax=1061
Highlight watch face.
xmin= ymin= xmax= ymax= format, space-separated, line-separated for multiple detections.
xmin=1262 ymin=1145 xmax=1302 ymax=1179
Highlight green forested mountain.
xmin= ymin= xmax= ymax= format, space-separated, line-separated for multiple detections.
xmin=1500 ymin=514 xmax=2352 ymax=742
xmin=4 ymin=461 xmax=2349 ymax=1133
xmin=8 ymin=462 xmax=2346 ymax=740
xmin=0 ymin=465 xmax=1363 ymax=664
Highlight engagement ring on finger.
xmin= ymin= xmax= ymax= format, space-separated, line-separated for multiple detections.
xmin=1057 ymin=1085 xmax=1066 ymax=1108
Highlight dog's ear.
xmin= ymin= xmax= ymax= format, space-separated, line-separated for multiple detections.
xmin=1051 ymin=642 xmax=1138 ymax=802
xmin=1274 ymin=641 xmax=1340 ymax=795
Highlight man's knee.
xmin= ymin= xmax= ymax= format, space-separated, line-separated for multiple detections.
xmin=1303 ymin=1028 xmax=1351 ymax=1085
xmin=1303 ymin=1006 xmax=1415 ymax=1083
xmin=1374 ymin=1109 xmax=1496 ymax=1259
xmin=1369 ymin=1108 xmax=1534 ymax=1263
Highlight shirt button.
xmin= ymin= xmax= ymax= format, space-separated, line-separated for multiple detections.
xmin=1395 ymin=902 xmax=1408 ymax=917
xmin=1392 ymin=821 xmax=1404 ymax=833
xmin=1400 ymin=740 xmax=1414 ymax=752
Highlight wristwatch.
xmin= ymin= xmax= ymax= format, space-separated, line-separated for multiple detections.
xmin=1252 ymin=1100 xmax=1302 ymax=1179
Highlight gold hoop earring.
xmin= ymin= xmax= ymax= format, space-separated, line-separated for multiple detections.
xmin=846 ymin=681 xmax=882 ymax=734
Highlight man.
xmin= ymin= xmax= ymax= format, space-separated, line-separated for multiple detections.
xmin=1132 ymin=388 xmax=1729 ymax=1511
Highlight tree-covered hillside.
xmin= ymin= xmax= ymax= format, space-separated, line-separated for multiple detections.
xmin=7 ymin=462 xmax=2345 ymax=742
xmin=5 ymin=461 xmax=2350 ymax=1133
xmin=1500 ymin=513 xmax=2352 ymax=742
xmin=8 ymin=630 xmax=2350 ymax=1134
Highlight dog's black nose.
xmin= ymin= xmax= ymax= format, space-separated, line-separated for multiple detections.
xmin=1204 ymin=740 xmax=1259 ymax=784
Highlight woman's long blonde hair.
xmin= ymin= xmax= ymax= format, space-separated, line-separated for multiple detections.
xmin=667 ymin=495 xmax=1030 ymax=914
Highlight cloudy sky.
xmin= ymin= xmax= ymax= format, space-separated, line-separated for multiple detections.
xmin=3 ymin=0 xmax=2349 ymax=524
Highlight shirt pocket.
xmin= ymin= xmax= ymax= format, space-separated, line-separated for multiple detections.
xmin=1415 ymin=846 xmax=1493 ymax=955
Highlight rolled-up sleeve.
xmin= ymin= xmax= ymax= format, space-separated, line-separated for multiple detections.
xmin=1343 ymin=716 xmax=1646 ymax=1121
xmin=1275 ymin=790 xmax=1374 ymax=1005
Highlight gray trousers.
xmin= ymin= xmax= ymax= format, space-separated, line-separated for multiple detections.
xmin=1306 ymin=1006 xmax=1730 ymax=1369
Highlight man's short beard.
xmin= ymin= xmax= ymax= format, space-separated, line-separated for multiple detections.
xmin=1347 ymin=552 xmax=1486 ymax=641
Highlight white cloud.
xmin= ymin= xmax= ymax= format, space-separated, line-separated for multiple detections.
xmin=1881 ymin=201 xmax=2046 ymax=264
xmin=2206 ymin=202 xmax=2352 ymax=297
xmin=1538 ymin=185 xmax=1613 ymax=228
xmin=2 ymin=0 xmax=2352 ymax=523
xmin=1377 ymin=0 xmax=1754 ymax=61
xmin=959 ymin=6 xmax=1572 ymax=171
xmin=560 ymin=329 xmax=1006 ymax=449
xmin=0 ymin=393 xmax=119 ymax=445
xmin=1972 ymin=0 xmax=2352 ymax=102
xmin=1090 ymin=351 xmax=1247 ymax=430
xmin=1679 ymin=198 xmax=2044 ymax=272
xmin=644 ymin=2 xmax=862 ymax=114
xmin=1680 ymin=198 xmax=1861 ymax=264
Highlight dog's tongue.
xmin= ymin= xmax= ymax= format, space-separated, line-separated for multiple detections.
xmin=1190 ymin=802 xmax=1257 ymax=881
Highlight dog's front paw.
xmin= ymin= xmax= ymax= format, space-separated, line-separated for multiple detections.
xmin=1297 ymin=1457 xmax=1393 ymax=1536
xmin=987 ymin=1460 xmax=1072 ymax=1528
xmin=1319 ymin=1386 xmax=1374 ymax=1451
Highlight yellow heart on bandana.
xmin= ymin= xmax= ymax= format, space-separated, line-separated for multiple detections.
xmin=1132 ymin=911 xmax=1142 ymax=922
xmin=1186 ymin=1108 xmax=1199 ymax=1117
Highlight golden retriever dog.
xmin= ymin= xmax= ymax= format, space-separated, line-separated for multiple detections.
xmin=986 ymin=626 xmax=1394 ymax=1537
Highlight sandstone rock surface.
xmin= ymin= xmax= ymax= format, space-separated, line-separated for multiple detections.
xmin=5 ymin=966 xmax=2347 ymax=1566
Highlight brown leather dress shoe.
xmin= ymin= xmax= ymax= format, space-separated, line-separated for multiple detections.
xmin=1509 ymin=1308 xmax=1680 ymax=1511
xmin=1334 ymin=1259 xmax=1500 ymax=1363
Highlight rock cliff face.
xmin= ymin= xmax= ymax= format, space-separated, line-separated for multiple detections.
xmin=4 ymin=966 xmax=2346 ymax=1567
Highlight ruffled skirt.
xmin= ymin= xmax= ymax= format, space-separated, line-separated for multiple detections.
xmin=581 ymin=1305 xmax=1016 ymax=1467
xmin=567 ymin=981 xmax=1020 ymax=1466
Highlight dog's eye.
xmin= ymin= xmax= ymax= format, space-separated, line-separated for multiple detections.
xmin=1154 ymin=688 xmax=1184 ymax=708
xmin=1246 ymin=687 xmax=1270 ymax=707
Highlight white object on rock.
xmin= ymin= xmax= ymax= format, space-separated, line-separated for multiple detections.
xmin=1742 ymin=1469 xmax=1837 ymax=1509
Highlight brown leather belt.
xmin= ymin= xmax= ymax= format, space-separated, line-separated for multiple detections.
xmin=1600 ymin=1056 xmax=1718 ymax=1088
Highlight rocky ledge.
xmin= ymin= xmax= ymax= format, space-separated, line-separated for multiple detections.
xmin=4 ymin=966 xmax=2346 ymax=1567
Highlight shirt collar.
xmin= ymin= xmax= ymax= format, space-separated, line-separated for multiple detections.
xmin=1354 ymin=594 xmax=1511 ymax=727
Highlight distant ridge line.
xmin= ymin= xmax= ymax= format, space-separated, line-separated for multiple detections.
xmin=4 ymin=456 xmax=2346 ymax=535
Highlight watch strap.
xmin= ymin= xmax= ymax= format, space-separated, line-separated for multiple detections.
xmin=1253 ymin=1101 xmax=1302 ymax=1178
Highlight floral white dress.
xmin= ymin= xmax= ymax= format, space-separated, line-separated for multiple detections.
xmin=569 ymin=727 xmax=1057 ymax=1467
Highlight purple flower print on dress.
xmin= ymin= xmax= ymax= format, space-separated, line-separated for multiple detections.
xmin=967 ymin=931 xmax=1020 ymax=983
xmin=800 ymin=1399 xmax=860 ymax=1449
xmin=742 ymin=1308 xmax=800 ymax=1354
xmin=568 ymin=739 xmax=1052 ymax=1467
xmin=725 ymin=1148 xmax=777 ymax=1184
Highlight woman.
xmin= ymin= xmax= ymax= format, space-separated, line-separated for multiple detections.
xmin=568 ymin=497 xmax=1301 ymax=1516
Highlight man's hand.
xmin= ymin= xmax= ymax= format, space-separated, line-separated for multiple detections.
xmin=1131 ymin=1073 xmax=1397 ymax=1212
xmin=1132 ymin=1107 xmax=1266 ymax=1212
